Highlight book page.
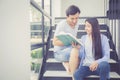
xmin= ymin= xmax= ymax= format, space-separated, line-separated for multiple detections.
xmin=56 ymin=32 xmax=83 ymax=46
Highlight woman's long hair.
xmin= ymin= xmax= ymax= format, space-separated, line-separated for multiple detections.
xmin=85 ymin=18 xmax=102 ymax=60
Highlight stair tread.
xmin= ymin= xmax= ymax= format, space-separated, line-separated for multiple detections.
xmin=49 ymin=48 xmax=114 ymax=52
xmin=47 ymin=58 xmax=117 ymax=64
xmin=44 ymin=71 xmax=71 ymax=77
xmin=44 ymin=71 xmax=120 ymax=78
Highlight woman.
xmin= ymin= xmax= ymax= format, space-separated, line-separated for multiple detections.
xmin=74 ymin=18 xmax=110 ymax=80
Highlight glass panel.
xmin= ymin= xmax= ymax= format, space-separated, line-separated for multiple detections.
xmin=44 ymin=16 xmax=50 ymax=42
xmin=30 ymin=1 xmax=51 ymax=80
xmin=44 ymin=0 xmax=50 ymax=42
xmin=44 ymin=0 xmax=50 ymax=15
xmin=30 ymin=3 xmax=42 ymax=80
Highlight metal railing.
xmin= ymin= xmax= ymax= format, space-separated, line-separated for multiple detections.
xmin=30 ymin=0 xmax=52 ymax=80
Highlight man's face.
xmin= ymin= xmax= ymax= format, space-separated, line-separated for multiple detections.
xmin=67 ymin=12 xmax=80 ymax=27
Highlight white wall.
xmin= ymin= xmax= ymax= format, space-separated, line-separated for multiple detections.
xmin=0 ymin=0 xmax=31 ymax=80
xmin=52 ymin=0 xmax=105 ymax=17
xmin=52 ymin=0 xmax=61 ymax=17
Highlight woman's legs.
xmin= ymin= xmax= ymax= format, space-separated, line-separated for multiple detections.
xmin=73 ymin=62 xmax=110 ymax=80
xmin=73 ymin=66 xmax=91 ymax=80
xmin=97 ymin=61 xmax=110 ymax=80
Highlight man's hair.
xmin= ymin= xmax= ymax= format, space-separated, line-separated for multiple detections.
xmin=66 ymin=5 xmax=81 ymax=16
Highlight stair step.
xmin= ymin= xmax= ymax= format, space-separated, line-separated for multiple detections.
xmin=47 ymin=58 xmax=117 ymax=64
xmin=44 ymin=71 xmax=71 ymax=77
xmin=44 ymin=71 xmax=120 ymax=79
xmin=46 ymin=58 xmax=118 ymax=72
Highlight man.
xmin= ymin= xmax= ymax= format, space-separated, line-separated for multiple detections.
xmin=53 ymin=5 xmax=81 ymax=75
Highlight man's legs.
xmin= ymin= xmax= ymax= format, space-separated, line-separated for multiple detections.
xmin=69 ymin=48 xmax=80 ymax=80
xmin=69 ymin=48 xmax=80 ymax=74
xmin=54 ymin=46 xmax=80 ymax=77
xmin=62 ymin=47 xmax=80 ymax=75
xmin=54 ymin=46 xmax=72 ymax=73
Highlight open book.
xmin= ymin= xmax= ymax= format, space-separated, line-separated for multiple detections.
xmin=56 ymin=32 xmax=83 ymax=46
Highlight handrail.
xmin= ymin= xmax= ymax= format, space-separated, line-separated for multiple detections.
xmin=30 ymin=0 xmax=52 ymax=19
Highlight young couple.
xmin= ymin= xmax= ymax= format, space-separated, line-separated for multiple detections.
xmin=53 ymin=5 xmax=110 ymax=80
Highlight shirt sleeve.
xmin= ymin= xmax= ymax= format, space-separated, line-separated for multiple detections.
xmin=96 ymin=35 xmax=110 ymax=64
xmin=54 ymin=21 xmax=65 ymax=36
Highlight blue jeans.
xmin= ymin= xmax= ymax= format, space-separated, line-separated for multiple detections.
xmin=73 ymin=61 xmax=110 ymax=80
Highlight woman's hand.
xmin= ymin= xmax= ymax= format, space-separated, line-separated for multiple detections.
xmin=89 ymin=61 xmax=98 ymax=71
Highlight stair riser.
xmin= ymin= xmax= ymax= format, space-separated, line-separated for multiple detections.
xmin=43 ymin=77 xmax=120 ymax=80
xmin=46 ymin=63 xmax=65 ymax=71
xmin=47 ymin=51 xmax=54 ymax=58
xmin=85 ymin=78 xmax=120 ymax=80
xmin=110 ymin=63 xmax=119 ymax=72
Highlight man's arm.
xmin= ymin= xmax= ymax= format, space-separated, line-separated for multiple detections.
xmin=52 ymin=36 xmax=64 ymax=46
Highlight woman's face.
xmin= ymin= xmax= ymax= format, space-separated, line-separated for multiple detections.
xmin=85 ymin=21 xmax=92 ymax=35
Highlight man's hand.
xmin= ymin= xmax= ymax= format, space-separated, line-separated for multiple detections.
xmin=71 ymin=41 xmax=80 ymax=49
